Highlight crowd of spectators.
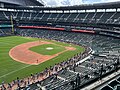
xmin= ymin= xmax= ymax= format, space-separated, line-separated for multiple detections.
xmin=0 ymin=29 xmax=120 ymax=90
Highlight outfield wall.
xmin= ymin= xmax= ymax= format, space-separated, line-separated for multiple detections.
xmin=18 ymin=26 xmax=95 ymax=34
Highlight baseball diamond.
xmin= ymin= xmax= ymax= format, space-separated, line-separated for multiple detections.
xmin=9 ymin=40 xmax=76 ymax=65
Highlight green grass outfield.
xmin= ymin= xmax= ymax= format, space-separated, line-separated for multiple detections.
xmin=0 ymin=36 xmax=85 ymax=83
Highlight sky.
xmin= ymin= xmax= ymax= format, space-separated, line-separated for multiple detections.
xmin=42 ymin=0 xmax=120 ymax=6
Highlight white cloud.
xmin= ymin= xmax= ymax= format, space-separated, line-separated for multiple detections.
xmin=82 ymin=0 xmax=120 ymax=4
xmin=101 ymin=0 xmax=120 ymax=2
xmin=43 ymin=0 xmax=120 ymax=6
xmin=43 ymin=0 xmax=83 ymax=6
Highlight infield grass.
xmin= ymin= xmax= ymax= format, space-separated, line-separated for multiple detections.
xmin=0 ymin=36 xmax=85 ymax=83
xmin=29 ymin=44 xmax=65 ymax=55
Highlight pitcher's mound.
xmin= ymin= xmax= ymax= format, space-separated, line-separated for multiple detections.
xmin=46 ymin=47 xmax=53 ymax=50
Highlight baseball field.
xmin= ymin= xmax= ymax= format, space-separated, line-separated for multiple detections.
xmin=0 ymin=36 xmax=85 ymax=83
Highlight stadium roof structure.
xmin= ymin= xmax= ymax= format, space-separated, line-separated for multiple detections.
xmin=5 ymin=1 xmax=120 ymax=11
xmin=0 ymin=0 xmax=44 ymax=7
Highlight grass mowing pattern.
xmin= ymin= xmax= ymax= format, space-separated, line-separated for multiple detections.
xmin=0 ymin=36 xmax=85 ymax=83
xmin=29 ymin=44 xmax=65 ymax=55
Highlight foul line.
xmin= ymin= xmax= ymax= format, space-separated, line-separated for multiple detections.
xmin=0 ymin=65 xmax=32 ymax=79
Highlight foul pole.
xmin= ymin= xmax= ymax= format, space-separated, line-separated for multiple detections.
xmin=10 ymin=15 xmax=14 ymax=34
